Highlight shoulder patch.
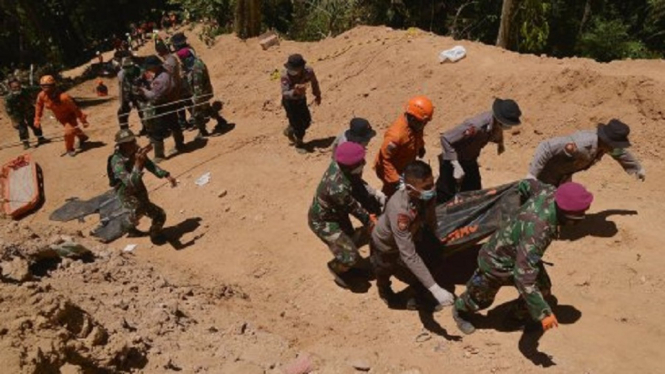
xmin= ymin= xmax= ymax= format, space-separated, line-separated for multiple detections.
xmin=397 ymin=214 xmax=411 ymax=231
xmin=463 ymin=126 xmax=477 ymax=138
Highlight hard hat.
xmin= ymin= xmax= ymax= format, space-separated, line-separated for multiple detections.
xmin=115 ymin=129 xmax=136 ymax=144
xmin=40 ymin=75 xmax=56 ymax=86
xmin=405 ymin=96 xmax=434 ymax=122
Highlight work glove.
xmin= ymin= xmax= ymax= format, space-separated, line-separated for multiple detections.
xmin=636 ymin=168 xmax=646 ymax=182
xmin=541 ymin=314 xmax=559 ymax=331
xmin=451 ymin=160 xmax=465 ymax=181
xmin=428 ymin=284 xmax=455 ymax=307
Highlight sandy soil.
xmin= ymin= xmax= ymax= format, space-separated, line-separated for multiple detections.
xmin=1 ymin=26 xmax=664 ymax=373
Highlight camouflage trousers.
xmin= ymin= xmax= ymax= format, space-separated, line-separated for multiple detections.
xmin=454 ymin=265 xmax=552 ymax=317
xmin=121 ymin=195 xmax=166 ymax=235
xmin=309 ymin=216 xmax=369 ymax=268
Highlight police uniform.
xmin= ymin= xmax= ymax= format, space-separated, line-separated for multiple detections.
xmin=436 ymin=111 xmax=502 ymax=203
xmin=141 ymin=66 xmax=185 ymax=153
xmin=370 ymin=188 xmax=439 ymax=294
xmin=281 ymin=66 xmax=321 ymax=142
xmin=528 ymin=129 xmax=643 ymax=186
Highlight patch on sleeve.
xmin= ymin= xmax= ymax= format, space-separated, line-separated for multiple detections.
xmin=397 ymin=214 xmax=411 ymax=231
xmin=463 ymin=126 xmax=477 ymax=138
xmin=564 ymin=143 xmax=577 ymax=157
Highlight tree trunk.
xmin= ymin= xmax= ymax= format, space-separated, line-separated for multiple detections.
xmin=578 ymin=0 xmax=593 ymax=38
xmin=496 ymin=0 xmax=516 ymax=48
xmin=235 ymin=0 xmax=261 ymax=39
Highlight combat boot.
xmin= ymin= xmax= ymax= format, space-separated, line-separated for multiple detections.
xmin=153 ymin=141 xmax=166 ymax=163
xmin=452 ymin=307 xmax=476 ymax=335
xmin=378 ymin=285 xmax=399 ymax=308
xmin=22 ymin=141 xmax=30 ymax=150
xmin=327 ymin=260 xmax=355 ymax=289
xmin=295 ymin=138 xmax=307 ymax=154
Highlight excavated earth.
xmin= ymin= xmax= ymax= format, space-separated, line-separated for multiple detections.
xmin=1 ymin=26 xmax=664 ymax=373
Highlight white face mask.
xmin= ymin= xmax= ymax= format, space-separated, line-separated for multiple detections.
xmin=350 ymin=164 xmax=364 ymax=175
xmin=287 ymin=69 xmax=300 ymax=76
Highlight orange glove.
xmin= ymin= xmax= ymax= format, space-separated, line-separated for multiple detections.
xmin=541 ymin=314 xmax=558 ymax=331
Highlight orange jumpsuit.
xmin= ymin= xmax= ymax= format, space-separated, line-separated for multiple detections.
xmin=374 ymin=114 xmax=425 ymax=197
xmin=34 ymin=91 xmax=88 ymax=152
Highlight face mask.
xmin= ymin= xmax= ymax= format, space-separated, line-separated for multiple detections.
xmin=350 ymin=164 xmax=364 ymax=175
xmin=287 ymin=69 xmax=300 ymax=76
xmin=406 ymin=184 xmax=436 ymax=201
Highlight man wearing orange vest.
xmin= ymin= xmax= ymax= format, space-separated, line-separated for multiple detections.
xmin=374 ymin=96 xmax=434 ymax=197
xmin=34 ymin=75 xmax=90 ymax=157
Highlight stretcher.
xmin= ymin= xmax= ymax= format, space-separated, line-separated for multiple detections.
xmin=0 ymin=154 xmax=44 ymax=219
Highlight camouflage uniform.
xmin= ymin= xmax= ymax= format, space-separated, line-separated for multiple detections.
xmin=4 ymin=86 xmax=44 ymax=142
xmin=455 ymin=179 xmax=556 ymax=322
xmin=109 ymin=149 xmax=169 ymax=234
xmin=117 ymin=66 xmax=145 ymax=130
xmin=185 ymin=57 xmax=218 ymax=133
xmin=308 ymin=161 xmax=374 ymax=267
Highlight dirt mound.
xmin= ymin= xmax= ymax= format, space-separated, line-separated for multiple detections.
xmin=1 ymin=25 xmax=664 ymax=373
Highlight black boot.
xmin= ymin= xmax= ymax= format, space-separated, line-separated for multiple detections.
xmin=378 ymin=285 xmax=399 ymax=308
xmin=153 ymin=141 xmax=166 ymax=163
xmin=452 ymin=307 xmax=476 ymax=335
xmin=36 ymin=137 xmax=50 ymax=147
xmin=22 ymin=141 xmax=30 ymax=150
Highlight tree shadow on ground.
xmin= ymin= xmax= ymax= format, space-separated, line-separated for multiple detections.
xmin=559 ymin=209 xmax=638 ymax=241
xmin=303 ymin=136 xmax=336 ymax=153
xmin=160 ymin=217 xmax=204 ymax=250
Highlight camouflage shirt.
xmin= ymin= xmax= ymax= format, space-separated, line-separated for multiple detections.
xmin=186 ymin=58 xmax=213 ymax=101
xmin=110 ymin=149 xmax=169 ymax=203
xmin=4 ymin=86 xmax=40 ymax=123
xmin=478 ymin=179 xmax=557 ymax=320
xmin=308 ymin=161 xmax=371 ymax=226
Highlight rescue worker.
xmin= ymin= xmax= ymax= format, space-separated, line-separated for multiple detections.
xmin=34 ymin=75 xmax=90 ymax=157
xmin=281 ymin=54 xmax=322 ymax=153
xmin=436 ymin=98 xmax=522 ymax=203
xmin=4 ymin=78 xmax=49 ymax=149
xmin=109 ymin=129 xmax=177 ymax=244
xmin=330 ymin=117 xmax=377 ymax=157
xmin=139 ymin=56 xmax=186 ymax=162
xmin=155 ymin=38 xmax=190 ymax=131
xmin=178 ymin=48 xmax=229 ymax=138
xmin=371 ymin=160 xmax=455 ymax=310
xmin=374 ymin=96 xmax=433 ymax=198
xmin=117 ymin=57 xmax=145 ymax=132
xmin=309 ymin=142 xmax=381 ymax=288
xmin=527 ymin=119 xmax=646 ymax=186
xmin=452 ymin=180 xmax=594 ymax=335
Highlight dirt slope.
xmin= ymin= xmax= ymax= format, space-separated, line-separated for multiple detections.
xmin=1 ymin=26 xmax=664 ymax=373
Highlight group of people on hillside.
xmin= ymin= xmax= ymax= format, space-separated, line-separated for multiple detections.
xmin=302 ymin=60 xmax=646 ymax=334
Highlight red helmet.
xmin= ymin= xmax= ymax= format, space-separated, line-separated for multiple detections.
xmin=405 ymin=96 xmax=434 ymax=122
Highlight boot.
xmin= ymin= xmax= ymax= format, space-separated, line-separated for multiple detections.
xmin=327 ymin=260 xmax=354 ymax=289
xmin=153 ymin=141 xmax=166 ymax=163
xmin=295 ymin=138 xmax=307 ymax=154
xmin=150 ymin=231 xmax=168 ymax=245
xmin=78 ymin=135 xmax=89 ymax=150
xmin=283 ymin=126 xmax=296 ymax=145
xmin=452 ymin=307 xmax=476 ymax=335
xmin=22 ymin=141 xmax=30 ymax=150
xmin=378 ymin=285 xmax=399 ymax=308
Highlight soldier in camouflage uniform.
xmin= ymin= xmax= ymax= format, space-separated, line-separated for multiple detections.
xmin=308 ymin=142 xmax=381 ymax=288
xmin=109 ymin=129 xmax=177 ymax=243
xmin=117 ymin=57 xmax=146 ymax=133
xmin=4 ymin=78 xmax=49 ymax=149
xmin=452 ymin=179 xmax=594 ymax=335
xmin=177 ymin=48 xmax=229 ymax=138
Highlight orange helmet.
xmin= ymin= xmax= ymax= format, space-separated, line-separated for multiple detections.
xmin=40 ymin=75 xmax=56 ymax=86
xmin=405 ymin=96 xmax=434 ymax=122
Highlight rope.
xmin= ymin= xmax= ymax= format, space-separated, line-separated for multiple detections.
xmin=0 ymin=99 xmax=219 ymax=150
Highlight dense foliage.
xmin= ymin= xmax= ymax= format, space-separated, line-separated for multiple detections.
xmin=1 ymin=0 xmax=663 ymax=78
